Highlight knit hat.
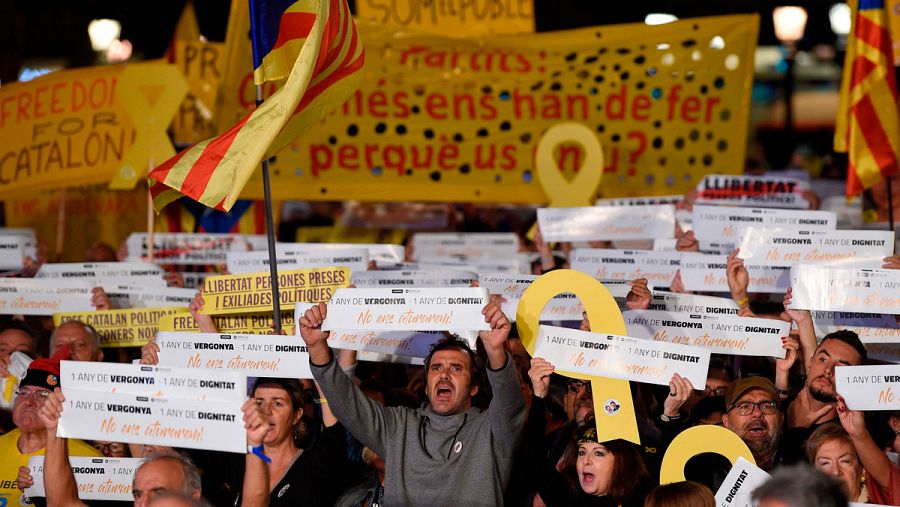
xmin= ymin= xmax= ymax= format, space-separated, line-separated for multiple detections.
xmin=19 ymin=345 xmax=69 ymax=391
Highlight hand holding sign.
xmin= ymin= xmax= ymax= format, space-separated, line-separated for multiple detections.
xmin=480 ymin=302 xmax=512 ymax=369
xmin=299 ymin=303 xmax=332 ymax=365
xmin=38 ymin=387 xmax=65 ymax=432
xmin=885 ymin=255 xmax=900 ymax=270
xmin=727 ymin=249 xmax=749 ymax=304
xmin=188 ymin=292 xmax=217 ymax=333
xmin=242 ymin=399 xmax=269 ymax=447
xmin=528 ymin=358 xmax=555 ymax=399
xmin=663 ymin=373 xmax=695 ymax=418
xmin=17 ymin=465 xmax=33 ymax=492
xmin=836 ymin=396 xmax=868 ymax=439
xmin=625 ymin=278 xmax=651 ymax=310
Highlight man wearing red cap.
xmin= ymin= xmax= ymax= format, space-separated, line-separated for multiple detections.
xmin=0 ymin=346 xmax=100 ymax=507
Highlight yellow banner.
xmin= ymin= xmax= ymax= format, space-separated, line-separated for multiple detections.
xmin=173 ymin=40 xmax=224 ymax=145
xmin=355 ymin=0 xmax=534 ymax=37
xmin=201 ymin=267 xmax=350 ymax=315
xmin=0 ymin=63 xmax=186 ymax=198
xmin=212 ymin=15 xmax=757 ymax=203
xmin=4 ymin=184 xmax=148 ymax=262
xmin=53 ymin=307 xmax=183 ymax=348
xmin=158 ymin=311 xmax=296 ymax=335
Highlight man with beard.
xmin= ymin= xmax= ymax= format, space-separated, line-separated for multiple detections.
xmin=722 ymin=377 xmax=784 ymax=471
xmin=780 ymin=330 xmax=867 ymax=463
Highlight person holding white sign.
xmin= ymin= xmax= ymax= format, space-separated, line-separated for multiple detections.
xmin=722 ymin=377 xmax=784 ymax=472
xmin=299 ymin=301 xmax=525 ymax=507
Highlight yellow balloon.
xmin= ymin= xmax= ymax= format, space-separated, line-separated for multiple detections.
xmin=516 ymin=269 xmax=639 ymax=444
xmin=659 ymin=425 xmax=756 ymax=484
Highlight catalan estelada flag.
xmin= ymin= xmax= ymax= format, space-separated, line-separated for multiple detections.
xmin=250 ymin=0 xmax=313 ymax=84
xmin=835 ymin=0 xmax=900 ymax=196
xmin=148 ymin=0 xmax=364 ymax=212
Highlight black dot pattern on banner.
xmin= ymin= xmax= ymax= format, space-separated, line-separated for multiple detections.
xmin=577 ymin=69 xmax=589 ymax=79
xmin=717 ymin=139 xmax=728 ymax=151
xmin=714 ymin=76 xmax=725 ymax=89
xmin=328 ymin=136 xmax=337 ymax=145
xmin=424 ymin=129 xmax=434 ymax=139
xmin=482 ymin=85 xmax=492 ymax=94
xmin=658 ymin=156 xmax=667 ymax=166
xmin=617 ymin=47 xmax=630 ymax=55
xmin=653 ymin=120 xmax=662 ymax=128
xmin=634 ymin=55 xmax=646 ymax=65
xmin=682 ymin=39 xmax=697 ymax=48
xmin=565 ymin=52 xmax=577 ymax=62
xmin=688 ymin=155 xmax=696 ymax=165
xmin=520 ymin=133 xmax=531 ymax=143
xmin=620 ymin=71 xmax=630 ymax=81
xmin=706 ymin=131 xmax=715 ymax=140
xmin=460 ymin=163 xmax=471 ymax=174
xmin=411 ymin=105 xmax=420 ymax=114
xmin=689 ymin=129 xmax=699 ymax=141
xmin=700 ymin=84 xmax=709 ymax=94
xmin=320 ymin=187 xmax=327 ymax=194
xmin=405 ymin=168 xmax=413 ymax=176
xmin=595 ymin=75 xmax=605 ymax=83
xmin=585 ymin=55 xmax=598 ymax=64
xmin=721 ymin=109 xmax=731 ymax=121
xmin=396 ymin=124 xmax=407 ymax=134
xmin=531 ymin=81 xmax=543 ymax=91
xmin=454 ymin=133 xmax=464 ymax=142
xmin=477 ymin=128 xmax=489 ymax=137
xmin=611 ymin=133 xmax=621 ymax=142
xmin=430 ymin=171 xmax=441 ymax=181
xmin=551 ymin=82 xmax=562 ymax=91
xmin=636 ymin=81 xmax=645 ymax=90
xmin=347 ymin=125 xmax=358 ymax=136
xmin=500 ymin=121 xmax=511 ymax=131
xmin=675 ymin=138 xmax=685 ymax=149
xmin=613 ymin=63 xmax=621 ymax=71
xmin=703 ymin=154 xmax=714 ymax=166
xmin=375 ymin=122 xmax=386 ymax=134
xmin=597 ymin=124 xmax=605 ymax=133
xmin=652 ymin=137 xmax=663 ymax=149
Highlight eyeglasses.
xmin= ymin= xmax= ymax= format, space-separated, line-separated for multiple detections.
xmin=92 ymin=442 xmax=127 ymax=454
xmin=14 ymin=388 xmax=50 ymax=402
xmin=728 ymin=400 xmax=779 ymax=416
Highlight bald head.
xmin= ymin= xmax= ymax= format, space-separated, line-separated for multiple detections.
xmin=51 ymin=320 xmax=102 ymax=362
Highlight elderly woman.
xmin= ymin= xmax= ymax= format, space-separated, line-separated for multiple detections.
xmin=804 ymin=397 xmax=900 ymax=505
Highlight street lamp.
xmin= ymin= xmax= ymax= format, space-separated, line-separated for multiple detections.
xmin=773 ymin=6 xmax=808 ymax=142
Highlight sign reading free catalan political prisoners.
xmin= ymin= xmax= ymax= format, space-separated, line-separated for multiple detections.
xmin=230 ymin=15 xmax=757 ymax=202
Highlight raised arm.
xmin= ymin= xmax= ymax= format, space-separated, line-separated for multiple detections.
xmin=783 ymin=287 xmax=816 ymax=368
xmin=241 ymin=399 xmax=270 ymax=507
xmin=40 ymin=388 xmax=87 ymax=507
xmin=480 ymin=302 xmax=526 ymax=451
xmin=837 ymin=396 xmax=892 ymax=490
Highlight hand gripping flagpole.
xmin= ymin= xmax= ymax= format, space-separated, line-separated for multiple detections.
xmin=255 ymin=84 xmax=283 ymax=334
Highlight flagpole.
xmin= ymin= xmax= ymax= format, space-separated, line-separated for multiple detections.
xmin=256 ymin=84 xmax=283 ymax=334
xmin=888 ymin=176 xmax=895 ymax=233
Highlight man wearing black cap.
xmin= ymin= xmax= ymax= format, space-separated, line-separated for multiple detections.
xmin=722 ymin=376 xmax=784 ymax=471
xmin=0 ymin=346 xmax=100 ymax=507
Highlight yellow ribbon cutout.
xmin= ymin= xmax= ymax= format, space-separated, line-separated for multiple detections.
xmin=659 ymin=425 xmax=755 ymax=484
xmin=109 ymin=64 xmax=189 ymax=189
xmin=517 ymin=269 xmax=639 ymax=444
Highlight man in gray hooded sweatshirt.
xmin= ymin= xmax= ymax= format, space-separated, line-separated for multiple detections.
xmin=299 ymin=301 xmax=526 ymax=506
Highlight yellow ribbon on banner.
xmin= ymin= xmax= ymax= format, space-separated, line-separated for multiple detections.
xmin=659 ymin=425 xmax=755 ymax=483
xmin=529 ymin=123 xmax=605 ymax=240
xmin=110 ymin=64 xmax=189 ymax=189
xmin=517 ymin=269 xmax=639 ymax=444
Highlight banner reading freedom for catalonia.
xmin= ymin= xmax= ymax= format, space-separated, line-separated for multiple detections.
xmin=220 ymin=16 xmax=756 ymax=202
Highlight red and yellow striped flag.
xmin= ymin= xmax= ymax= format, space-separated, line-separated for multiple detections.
xmin=835 ymin=0 xmax=900 ymax=196
xmin=148 ymin=0 xmax=364 ymax=212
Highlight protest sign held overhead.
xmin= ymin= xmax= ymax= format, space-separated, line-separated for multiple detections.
xmin=411 ymin=232 xmax=519 ymax=259
xmin=738 ymin=228 xmax=894 ymax=268
xmin=788 ymin=265 xmax=900 ymax=314
xmin=125 ymin=233 xmax=249 ymax=265
xmin=201 ymin=266 xmax=350 ymax=315
xmin=812 ymin=310 xmax=900 ymax=344
xmin=691 ymin=205 xmax=836 ymax=243
xmin=836 ymin=365 xmax=900 ymax=410
xmin=156 ymin=332 xmax=311 ymax=378
xmin=322 ymin=287 xmax=491 ymax=331
xmin=102 ymin=285 xmax=196 ymax=309
xmin=537 ymin=205 xmax=675 ymax=242
xmin=226 ymin=247 xmax=368 ymax=274
xmin=0 ymin=279 xmax=94 ymax=315
xmin=36 ymin=262 xmax=167 ymax=284
xmin=351 ymin=269 xmax=477 ymax=287
xmin=679 ymin=252 xmax=791 ymax=293
xmin=570 ymin=248 xmax=680 ymax=286
xmin=695 ymin=174 xmax=810 ymax=208
xmin=158 ymin=310 xmax=297 ymax=335
xmin=713 ymin=457 xmax=770 ymax=507
xmin=26 ymin=456 xmax=142 ymax=502
xmin=54 ymin=307 xmax=183 ymax=348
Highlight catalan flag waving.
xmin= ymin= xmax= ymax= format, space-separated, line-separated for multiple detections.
xmin=148 ymin=0 xmax=364 ymax=212
xmin=835 ymin=0 xmax=900 ymax=196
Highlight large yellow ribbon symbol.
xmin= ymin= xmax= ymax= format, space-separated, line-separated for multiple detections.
xmin=659 ymin=425 xmax=755 ymax=484
xmin=109 ymin=64 xmax=189 ymax=189
xmin=535 ymin=123 xmax=605 ymax=206
xmin=517 ymin=269 xmax=639 ymax=444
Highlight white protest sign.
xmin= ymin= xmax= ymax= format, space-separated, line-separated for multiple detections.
xmin=533 ymin=325 xmax=710 ymax=387
xmin=623 ymin=310 xmax=787 ymax=358
xmin=691 ymin=205 xmax=836 ymax=243
xmin=0 ymin=279 xmax=94 ymax=315
xmin=479 ymin=274 xmax=639 ymax=321
xmin=738 ymin=228 xmax=894 ymax=268
xmin=26 ymin=456 xmax=141 ymax=501
xmin=412 ymin=233 xmax=519 ymax=259
xmin=788 ymin=265 xmax=900 ymax=314
xmin=653 ymin=238 xmax=678 ymax=252
xmin=649 ymin=291 xmax=740 ymax=315
xmin=595 ymin=195 xmax=683 ymax=207
xmin=537 ymin=205 xmax=675 ymax=242
xmin=226 ymin=247 xmax=369 ymax=274
xmin=679 ymin=252 xmax=791 ymax=293
xmin=156 ymin=332 xmax=312 ymax=378
xmin=570 ymin=248 xmax=681 ymax=286
xmin=699 ymin=241 xmax=735 ymax=255
xmin=867 ymin=344 xmax=900 ymax=364
xmin=696 ymin=174 xmax=810 ymax=209
xmin=60 ymin=361 xmax=244 ymax=402
xmin=351 ymin=269 xmax=477 ymax=287
xmin=276 ymin=242 xmax=404 ymax=262
xmin=415 ymin=255 xmax=530 ymax=274
xmin=812 ymin=311 xmax=900 ymax=344
xmin=57 ymin=389 xmax=245 ymax=453
xmin=181 ymin=272 xmax=211 ymax=290
xmin=36 ymin=262 xmax=166 ymax=282
xmin=126 ymin=233 xmax=248 ymax=265
xmin=836 ymin=365 xmax=900 ymax=410
xmin=714 ymin=457 xmax=770 ymax=507
xmin=103 ymin=286 xmax=196 ymax=309
xmin=322 ymin=287 xmax=490 ymax=331
xmin=327 ymin=330 xmax=446 ymax=358
xmin=0 ymin=235 xmax=30 ymax=270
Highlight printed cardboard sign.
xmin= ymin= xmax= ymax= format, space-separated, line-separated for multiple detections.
xmin=321 ymin=287 xmax=490 ymax=331
xmin=36 ymin=262 xmax=166 ymax=282
xmin=691 ymin=205 xmax=836 ymax=243
xmin=200 ymin=266 xmax=350 ymax=315
xmin=537 ymin=205 xmax=675 ymax=242
xmin=570 ymin=248 xmax=680 ymax=286
xmin=836 ymin=365 xmax=900 ymax=410
xmin=226 ymin=247 xmax=368 ymax=274
xmin=103 ymin=285 xmax=195 ymax=309
xmin=327 ymin=330 xmax=446 ymax=358
xmin=411 ymin=233 xmax=519 ymax=259
xmin=648 ymin=291 xmax=740 ymax=315
xmin=0 ymin=235 xmax=31 ymax=270
xmin=156 ymin=332 xmax=311 ymax=378
xmin=54 ymin=308 xmax=184 ymax=348
xmin=158 ymin=311 xmax=297 ymax=335
xmin=696 ymin=174 xmax=810 ymax=209
xmin=533 ymin=325 xmax=710 ymax=387
xmin=738 ymin=228 xmax=893 ymax=267
xmin=623 ymin=310 xmax=787 ymax=357
xmin=714 ymin=457 xmax=770 ymax=507
xmin=679 ymin=252 xmax=791 ymax=293
xmin=812 ymin=311 xmax=900 ymax=344
xmin=351 ymin=269 xmax=477 ymax=287
xmin=788 ymin=265 xmax=900 ymax=314
xmin=126 ymin=233 xmax=249 ymax=265
xmin=26 ymin=456 xmax=142 ymax=501
xmin=0 ymin=278 xmax=93 ymax=315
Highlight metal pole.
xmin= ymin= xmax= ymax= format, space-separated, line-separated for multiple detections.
xmin=256 ymin=84 xmax=282 ymax=333
xmin=888 ymin=176 xmax=895 ymax=233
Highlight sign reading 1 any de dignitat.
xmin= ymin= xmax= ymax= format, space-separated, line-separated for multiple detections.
xmin=199 ymin=267 xmax=349 ymax=315
xmin=237 ymin=15 xmax=757 ymax=203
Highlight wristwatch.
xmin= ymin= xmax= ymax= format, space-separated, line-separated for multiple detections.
xmin=660 ymin=412 xmax=682 ymax=422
